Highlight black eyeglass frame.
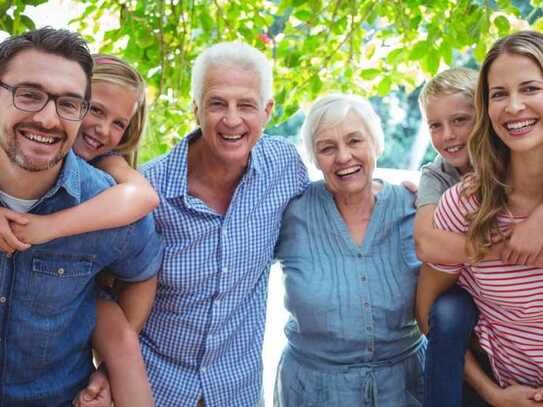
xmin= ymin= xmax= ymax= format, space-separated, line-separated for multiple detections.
xmin=0 ymin=80 xmax=89 ymax=121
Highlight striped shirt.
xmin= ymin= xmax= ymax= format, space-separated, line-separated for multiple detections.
xmin=140 ymin=130 xmax=309 ymax=407
xmin=430 ymin=182 xmax=543 ymax=387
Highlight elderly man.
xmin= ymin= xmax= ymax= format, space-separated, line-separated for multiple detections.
xmin=139 ymin=42 xmax=308 ymax=407
xmin=0 ymin=28 xmax=162 ymax=406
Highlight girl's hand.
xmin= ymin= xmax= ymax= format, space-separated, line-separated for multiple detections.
xmin=72 ymin=367 xmax=112 ymax=407
xmin=0 ymin=207 xmax=30 ymax=255
xmin=11 ymin=213 xmax=59 ymax=245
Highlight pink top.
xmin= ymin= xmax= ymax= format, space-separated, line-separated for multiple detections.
xmin=430 ymin=182 xmax=543 ymax=387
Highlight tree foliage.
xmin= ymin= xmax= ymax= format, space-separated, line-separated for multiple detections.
xmin=1 ymin=0 xmax=540 ymax=164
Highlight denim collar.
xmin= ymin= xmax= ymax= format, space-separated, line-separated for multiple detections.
xmin=39 ymin=149 xmax=82 ymax=204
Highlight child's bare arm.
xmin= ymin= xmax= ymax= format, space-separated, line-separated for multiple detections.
xmin=88 ymin=277 xmax=157 ymax=407
xmin=0 ymin=208 xmax=30 ymax=254
xmin=115 ymin=276 xmax=158 ymax=332
xmin=11 ymin=155 xmax=159 ymax=245
xmin=414 ymin=204 xmax=468 ymax=264
xmin=415 ymin=263 xmax=459 ymax=334
xmin=502 ymin=204 xmax=543 ymax=266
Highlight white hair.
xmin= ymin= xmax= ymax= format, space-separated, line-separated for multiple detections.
xmin=191 ymin=42 xmax=273 ymax=108
xmin=301 ymin=93 xmax=385 ymax=164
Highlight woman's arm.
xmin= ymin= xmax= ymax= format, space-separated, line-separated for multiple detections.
xmin=465 ymin=350 xmax=543 ymax=406
xmin=415 ymin=263 xmax=459 ymax=334
xmin=414 ymin=204 xmax=468 ymax=264
xmin=11 ymin=155 xmax=159 ymax=245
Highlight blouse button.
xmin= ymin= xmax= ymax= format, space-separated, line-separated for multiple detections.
xmin=57 ymin=268 xmax=65 ymax=276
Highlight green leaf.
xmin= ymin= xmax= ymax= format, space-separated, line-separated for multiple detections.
xmin=360 ymin=68 xmax=381 ymax=80
xmin=494 ymin=15 xmax=510 ymax=35
xmin=386 ymin=48 xmax=404 ymax=64
xmin=309 ymin=74 xmax=323 ymax=94
xmin=20 ymin=14 xmax=35 ymax=30
xmin=409 ymin=41 xmax=427 ymax=61
xmin=294 ymin=9 xmax=312 ymax=22
xmin=473 ymin=39 xmax=487 ymax=62
xmin=376 ymin=76 xmax=392 ymax=96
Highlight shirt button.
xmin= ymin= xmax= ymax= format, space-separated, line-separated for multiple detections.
xmin=364 ymin=302 xmax=370 ymax=308
xmin=57 ymin=268 xmax=65 ymax=276
xmin=367 ymin=326 xmax=372 ymax=331
xmin=357 ymin=254 xmax=362 ymax=258
xmin=0 ymin=297 xmax=6 ymax=304
xmin=360 ymin=276 xmax=367 ymax=281
xmin=201 ymin=367 xmax=207 ymax=373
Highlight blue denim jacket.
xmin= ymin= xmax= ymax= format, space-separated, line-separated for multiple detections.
xmin=0 ymin=151 xmax=163 ymax=406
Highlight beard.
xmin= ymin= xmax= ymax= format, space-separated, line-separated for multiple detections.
xmin=0 ymin=125 xmax=68 ymax=172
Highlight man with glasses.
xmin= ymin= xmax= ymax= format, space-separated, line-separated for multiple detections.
xmin=0 ymin=28 xmax=162 ymax=406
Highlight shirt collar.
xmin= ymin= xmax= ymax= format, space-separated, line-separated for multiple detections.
xmin=40 ymin=149 xmax=82 ymax=204
xmin=163 ymin=128 xmax=264 ymax=199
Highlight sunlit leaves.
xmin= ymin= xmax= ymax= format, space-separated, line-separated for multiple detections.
xmin=0 ymin=0 xmax=531 ymax=163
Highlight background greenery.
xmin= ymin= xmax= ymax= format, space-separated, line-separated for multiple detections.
xmin=1 ymin=0 xmax=541 ymax=168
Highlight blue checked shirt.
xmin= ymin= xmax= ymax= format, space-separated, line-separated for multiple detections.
xmin=141 ymin=130 xmax=309 ymax=407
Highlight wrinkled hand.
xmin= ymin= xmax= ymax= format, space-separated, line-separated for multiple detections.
xmin=493 ymin=383 xmax=543 ymax=407
xmin=72 ymin=368 xmax=112 ymax=407
xmin=501 ymin=221 xmax=543 ymax=266
xmin=0 ymin=207 xmax=30 ymax=256
xmin=11 ymin=212 xmax=58 ymax=246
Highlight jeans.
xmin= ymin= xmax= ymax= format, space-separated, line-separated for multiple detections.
xmin=423 ymin=284 xmax=489 ymax=407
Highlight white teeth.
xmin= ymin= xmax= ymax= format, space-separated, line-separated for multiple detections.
xmin=83 ymin=134 xmax=102 ymax=149
xmin=25 ymin=133 xmax=55 ymax=144
xmin=445 ymin=145 xmax=464 ymax=153
xmin=506 ymin=120 xmax=536 ymax=130
xmin=336 ymin=166 xmax=360 ymax=176
xmin=221 ymin=134 xmax=243 ymax=140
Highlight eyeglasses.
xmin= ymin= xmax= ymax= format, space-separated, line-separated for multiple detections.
xmin=0 ymin=80 xmax=89 ymax=121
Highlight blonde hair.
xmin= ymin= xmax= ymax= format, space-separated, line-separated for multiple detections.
xmin=467 ymin=31 xmax=543 ymax=259
xmin=418 ymin=67 xmax=478 ymax=113
xmin=92 ymin=54 xmax=146 ymax=168
xmin=302 ymin=93 xmax=384 ymax=165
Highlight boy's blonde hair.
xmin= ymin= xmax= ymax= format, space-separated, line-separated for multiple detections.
xmin=418 ymin=67 xmax=478 ymax=113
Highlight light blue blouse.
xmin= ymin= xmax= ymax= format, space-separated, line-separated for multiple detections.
xmin=274 ymin=180 xmax=426 ymax=407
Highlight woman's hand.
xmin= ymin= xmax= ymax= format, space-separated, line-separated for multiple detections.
xmin=491 ymin=383 xmax=543 ymax=406
xmin=0 ymin=207 xmax=30 ymax=255
xmin=11 ymin=212 xmax=60 ymax=245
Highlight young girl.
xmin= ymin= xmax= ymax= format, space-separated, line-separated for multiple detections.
xmin=418 ymin=30 xmax=543 ymax=405
xmin=0 ymin=54 xmax=158 ymax=407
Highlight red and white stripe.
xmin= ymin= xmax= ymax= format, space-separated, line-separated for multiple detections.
xmin=430 ymin=182 xmax=543 ymax=387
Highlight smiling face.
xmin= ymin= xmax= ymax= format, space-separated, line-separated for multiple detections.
xmin=194 ymin=65 xmax=273 ymax=168
xmin=315 ymin=110 xmax=377 ymax=199
xmin=73 ymin=81 xmax=138 ymax=161
xmin=0 ymin=49 xmax=87 ymax=172
xmin=488 ymin=52 xmax=543 ymax=154
xmin=425 ymin=92 xmax=475 ymax=174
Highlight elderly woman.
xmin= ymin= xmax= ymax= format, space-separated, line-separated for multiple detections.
xmin=274 ymin=94 xmax=426 ymax=406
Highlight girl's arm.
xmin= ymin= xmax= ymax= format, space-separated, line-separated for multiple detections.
xmin=88 ymin=276 xmax=157 ymax=407
xmin=465 ymin=351 xmax=543 ymax=406
xmin=11 ymin=155 xmax=159 ymax=245
xmin=415 ymin=263 xmax=459 ymax=334
xmin=0 ymin=208 xmax=30 ymax=254
xmin=414 ymin=204 xmax=469 ymax=264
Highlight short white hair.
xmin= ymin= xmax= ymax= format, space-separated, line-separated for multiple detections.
xmin=191 ymin=42 xmax=273 ymax=108
xmin=301 ymin=93 xmax=385 ymax=164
